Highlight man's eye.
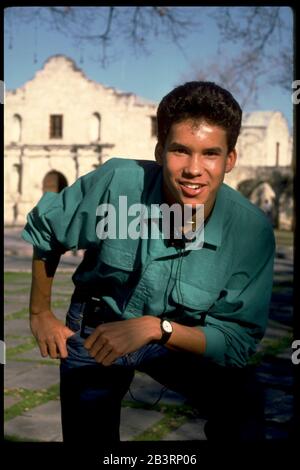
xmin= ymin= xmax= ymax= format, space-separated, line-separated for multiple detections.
xmin=205 ymin=151 xmax=218 ymax=157
xmin=173 ymin=147 xmax=187 ymax=154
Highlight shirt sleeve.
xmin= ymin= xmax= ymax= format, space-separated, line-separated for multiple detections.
xmin=21 ymin=159 xmax=118 ymax=258
xmin=201 ymin=222 xmax=275 ymax=367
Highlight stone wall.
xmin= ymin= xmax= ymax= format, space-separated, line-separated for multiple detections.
xmin=4 ymin=56 xmax=157 ymax=225
xmin=4 ymin=55 xmax=293 ymax=229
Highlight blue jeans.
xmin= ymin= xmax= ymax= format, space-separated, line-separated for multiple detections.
xmin=60 ymin=302 xmax=265 ymax=443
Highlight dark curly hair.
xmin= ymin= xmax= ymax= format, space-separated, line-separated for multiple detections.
xmin=156 ymin=81 xmax=242 ymax=152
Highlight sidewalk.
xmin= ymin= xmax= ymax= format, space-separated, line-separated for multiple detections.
xmin=3 ymin=228 xmax=294 ymax=441
xmin=4 ymin=227 xmax=84 ymax=272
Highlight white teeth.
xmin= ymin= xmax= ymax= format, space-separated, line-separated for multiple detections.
xmin=182 ymin=183 xmax=201 ymax=189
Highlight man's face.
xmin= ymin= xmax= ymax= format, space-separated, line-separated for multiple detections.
xmin=155 ymin=119 xmax=237 ymax=219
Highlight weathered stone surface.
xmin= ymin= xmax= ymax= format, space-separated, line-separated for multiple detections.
xmin=4 ymin=303 xmax=28 ymax=316
xmin=4 ymin=401 xmax=63 ymax=442
xmin=162 ymin=418 xmax=207 ymax=441
xmin=17 ymin=347 xmax=59 ymax=364
xmin=264 ymin=388 xmax=293 ymax=423
xmin=5 ymin=361 xmax=59 ymax=390
xmin=4 ymin=395 xmax=21 ymax=409
xmin=5 ymin=319 xmax=31 ymax=336
xmin=123 ymin=373 xmax=186 ymax=406
xmin=5 ymin=336 xmax=32 ymax=349
xmin=4 ymin=295 xmax=30 ymax=306
xmin=120 ymin=407 xmax=164 ymax=441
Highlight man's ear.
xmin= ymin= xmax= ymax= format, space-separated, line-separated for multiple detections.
xmin=155 ymin=143 xmax=164 ymax=165
xmin=225 ymin=149 xmax=237 ymax=173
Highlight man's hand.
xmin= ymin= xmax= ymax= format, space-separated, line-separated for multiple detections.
xmin=30 ymin=310 xmax=75 ymax=359
xmin=84 ymin=316 xmax=161 ymax=366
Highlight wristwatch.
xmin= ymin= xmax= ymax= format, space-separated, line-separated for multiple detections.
xmin=158 ymin=319 xmax=173 ymax=344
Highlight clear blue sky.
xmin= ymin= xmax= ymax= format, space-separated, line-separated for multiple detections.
xmin=4 ymin=6 xmax=293 ymax=130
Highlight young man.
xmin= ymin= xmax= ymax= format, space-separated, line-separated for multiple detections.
xmin=22 ymin=81 xmax=275 ymax=443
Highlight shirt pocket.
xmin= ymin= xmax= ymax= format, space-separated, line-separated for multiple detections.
xmin=172 ymin=280 xmax=219 ymax=311
xmin=99 ymin=239 xmax=137 ymax=271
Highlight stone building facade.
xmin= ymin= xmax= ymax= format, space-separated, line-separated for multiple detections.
xmin=4 ymin=55 xmax=157 ymax=225
xmin=224 ymin=112 xmax=293 ymax=229
xmin=4 ymin=55 xmax=293 ymax=228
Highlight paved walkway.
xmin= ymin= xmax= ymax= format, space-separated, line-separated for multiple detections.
xmin=3 ymin=228 xmax=294 ymax=441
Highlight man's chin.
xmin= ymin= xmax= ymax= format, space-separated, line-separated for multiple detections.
xmin=181 ymin=197 xmax=206 ymax=209
xmin=164 ymin=188 xmax=206 ymax=208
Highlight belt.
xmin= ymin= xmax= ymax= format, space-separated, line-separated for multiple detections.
xmin=74 ymin=292 xmax=122 ymax=339
xmin=71 ymin=286 xmax=99 ymax=303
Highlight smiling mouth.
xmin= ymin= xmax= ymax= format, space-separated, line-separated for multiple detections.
xmin=181 ymin=183 xmax=203 ymax=189
xmin=179 ymin=182 xmax=207 ymax=197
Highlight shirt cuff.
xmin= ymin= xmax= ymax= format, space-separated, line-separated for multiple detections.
xmin=201 ymin=325 xmax=226 ymax=366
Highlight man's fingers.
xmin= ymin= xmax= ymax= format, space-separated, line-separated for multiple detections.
xmin=88 ymin=339 xmax=105 ymax=358
xmin=84 ymin=328 xmax=100 ymax=349
xmin=64 ymin=327 xmax=76 ymax=340
xmin=51 ymin=329 xmax=76 ymax=359
xmin=56 ymin=327 xmax=76 ymax=358
xmin=39 ymin=340 xmax=49 ymax=358
xmin=95 ymin=346 xmax=114 ymax=366
xmin=56 ymin=336 xmax=69 ymax=359
xmin=48 ymin=340 xmax=60 ymax=359
xmin=31 ymin=315 xmax=76 ymax=359
xmin=101 ymin=351 xmax=118 ymax=367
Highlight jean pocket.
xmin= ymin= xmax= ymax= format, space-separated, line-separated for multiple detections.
xmin=64 ymin=331 xmax=96 ymax=367
xmin=66 ymin=330 xmax=81 ymax=344
xmin=66 ymin=302 xmax=85 ymax=331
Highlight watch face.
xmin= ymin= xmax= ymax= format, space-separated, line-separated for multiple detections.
xmin=162 ymin=320 xmax=173 ymax=333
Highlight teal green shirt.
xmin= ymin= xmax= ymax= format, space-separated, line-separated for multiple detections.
xmin=22 ymin=158 xmax=275 ymax=367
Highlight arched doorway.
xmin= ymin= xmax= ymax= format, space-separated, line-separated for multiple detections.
xmin=42 ymin=170 xmax=68 ymax=193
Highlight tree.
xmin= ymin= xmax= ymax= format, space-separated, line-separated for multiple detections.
xmin=5 ymin=6 xmax=293 ymax=107
xmin=4 ymin=6 xmax=198 ymax=67
xmin=191 ymin=7 xmax=293 ymax=108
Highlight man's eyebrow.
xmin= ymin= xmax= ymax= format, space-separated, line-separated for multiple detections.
xmin=167 ymin=142 xmax=191 ymax=150
xmin=167 ymin=142 xmax=223 ymax=153
xmin=203 ymin=146 xmax=223 ymax=153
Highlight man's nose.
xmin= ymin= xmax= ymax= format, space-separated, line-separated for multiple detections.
xmin=183 ymin=155 xmax=204 ymax=176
